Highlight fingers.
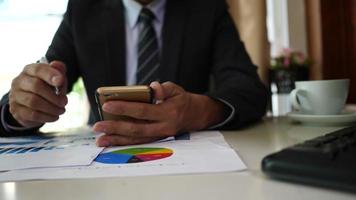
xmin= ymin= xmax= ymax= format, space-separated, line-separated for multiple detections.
xmin=94 ymin=120 xmax=168 ymax=147
xmin=93 ymin=82 xmax=191 ymax=147
xmin=23 ymin=63 xmax=65 ymax=87
xmin=102 ymin=101 xmax=163 ymax=121
xmin=8 ymin=61 xmax=68 ymax=127
xmin=10 ymin=90 xmax=66 ymax=116
xmin=102 ymin=82 xmax=185 ymax=121
xmin=9 ymin=103 xmax=59 ymax=127
xmin=15 ymin=75 xmax=67 ymax=108
xmin=96 ymin=134 xmax=163 ymax=147
xmin=93 ymin=120 xmax=176 ymax=138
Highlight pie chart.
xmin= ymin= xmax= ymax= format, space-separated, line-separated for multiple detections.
xmin=95 ymin=147 xmax=173 ymax=164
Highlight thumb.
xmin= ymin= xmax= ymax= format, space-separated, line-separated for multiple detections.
xmin=161 ymin=82 xmax=185 ymax=99
xmin=50 ymin=60 xmax=66 ymax=75
xmin=49 ymin=60 xmax=67 ymax=94
xmin=150 ymin=81 xmax=184 ymax=102
xmin=150 ymin=81 xmax=164 ymax=101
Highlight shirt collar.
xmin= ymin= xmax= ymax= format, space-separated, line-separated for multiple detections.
xmin=122 ymin=0 xmax=166 ymax=29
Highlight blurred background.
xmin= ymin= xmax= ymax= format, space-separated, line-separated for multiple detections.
xmin=0 ymin=0 xmax=88 ymax=131
xmin=0 ymin=0 xmax=355 ymax=130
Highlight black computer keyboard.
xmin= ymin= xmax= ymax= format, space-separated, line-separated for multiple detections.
xmin=262 ymin=126 xmax=356 ymax=192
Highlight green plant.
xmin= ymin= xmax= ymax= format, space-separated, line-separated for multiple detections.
xmin=71 ymin=78 xmax=85 ymax=96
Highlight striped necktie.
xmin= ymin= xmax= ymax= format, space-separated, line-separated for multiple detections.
xmin=136 ymin=8 xmax=160 ymax=85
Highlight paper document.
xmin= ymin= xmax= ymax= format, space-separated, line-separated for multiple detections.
xmin=0 ymin=131 xmax=246 ymax=181
xmin=0 ymin=135 xmax=103 ymax=171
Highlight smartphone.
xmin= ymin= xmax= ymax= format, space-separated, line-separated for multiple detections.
xmin=95 ymin=85 xmax=154 ymax=121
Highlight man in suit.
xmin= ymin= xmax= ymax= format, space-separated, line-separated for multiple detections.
xmin=0 ymin=0 xmax=268 ymax=146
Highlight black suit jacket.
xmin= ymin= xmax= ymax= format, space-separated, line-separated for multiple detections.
xmin=0 ymin=0 xmax=268 ymax=136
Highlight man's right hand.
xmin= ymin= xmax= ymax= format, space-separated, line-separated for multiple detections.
xmin=8 ymin=61 xmax=68 ymax=128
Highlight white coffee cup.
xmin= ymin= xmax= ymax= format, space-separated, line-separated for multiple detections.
xmin=289 ymin=79 xmax=350 ymax=115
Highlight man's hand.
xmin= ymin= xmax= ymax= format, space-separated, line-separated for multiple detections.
xmin=93 ymin=82 xmax=226 ymax=146
xmin=8 ymin=61 xmax=68 ymax=128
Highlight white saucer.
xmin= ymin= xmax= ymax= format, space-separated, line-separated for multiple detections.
xmin=287 ymin=110 xmax=356 ymax=126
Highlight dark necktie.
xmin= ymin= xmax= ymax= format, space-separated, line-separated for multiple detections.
xmin=136 ymin=8 xmax=160 ymax=85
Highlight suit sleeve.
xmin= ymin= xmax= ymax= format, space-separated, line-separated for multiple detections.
xmin=207 ymin=0 xmax=269 ymax=129
xmin=0 ymin=94 xmax=41 ymax=136
xmin=46 ymin=0 xmax=80 ymax=91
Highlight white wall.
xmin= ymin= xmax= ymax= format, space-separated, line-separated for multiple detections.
xmin=267 ymin=0 xmax=308 ymax=56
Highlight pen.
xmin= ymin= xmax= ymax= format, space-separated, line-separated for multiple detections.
xmin=55 ymin=87 xmax=60 ymax=95
xmin=39 ymin=57 xmax=61 ymax=96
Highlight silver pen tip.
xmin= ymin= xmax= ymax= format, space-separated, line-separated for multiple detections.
xmin=55 ymin=87 xmax=60 ymax=95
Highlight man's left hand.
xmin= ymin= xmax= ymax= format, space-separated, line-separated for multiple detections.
xmin=93 ymin=82 xmax=226 ymax=146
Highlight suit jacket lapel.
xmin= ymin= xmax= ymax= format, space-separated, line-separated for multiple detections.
xmin=103 ymin=0 xmax=126 ymax=86
xmin=160 ymin=0 xmax=187 ymax=82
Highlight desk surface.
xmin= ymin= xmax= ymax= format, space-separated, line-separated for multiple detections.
xmin=0 ymin=117 xmax=355 ymax=200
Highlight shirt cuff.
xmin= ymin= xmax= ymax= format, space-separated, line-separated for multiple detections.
xmin=1 ymin=104 xmax=34 ymax=133
xmin=208 ymin=98 xmax=235 ymax=129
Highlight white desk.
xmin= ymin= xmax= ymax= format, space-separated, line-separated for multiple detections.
xmin=0 ymin=117 xmax=355 ymax=200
